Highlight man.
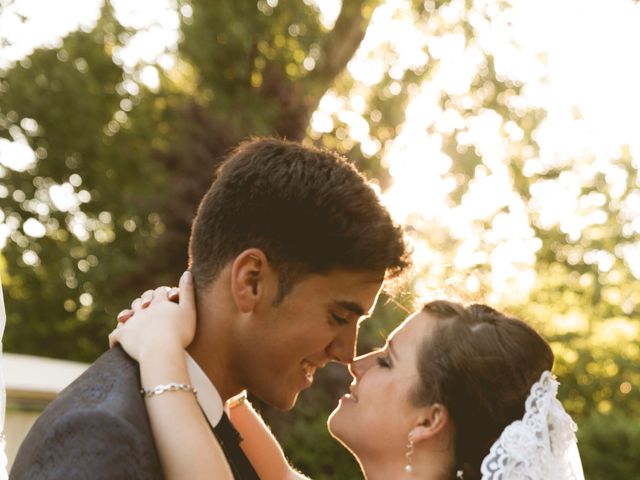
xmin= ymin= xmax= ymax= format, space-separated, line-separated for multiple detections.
xmin=11 ymin=138 xmax=409 ymax=479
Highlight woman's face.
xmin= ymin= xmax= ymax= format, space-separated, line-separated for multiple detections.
xmin=328 ymin=310 xmax=432 ymax=458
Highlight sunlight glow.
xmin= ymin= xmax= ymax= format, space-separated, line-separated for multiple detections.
xmin=0 ymin=139 xmax=36 ymax=172
xmin=308 ymin=0 xmax=341 ymax=29
xmin=22 ymin=218 xmax=46 ymax=238
xmin=111 ymin=0 xmax=180 ymax=69
xmin=49 ymin=183 xmax=81 ymax=213
xmin=0 ymin=0 xmax=638 ymax=302
xmin=0 ymin=0 xmax=101 ymax=69
xmin=311 ymin=0 xmax=640 ymax=300
xmin=593 ymin=317 xmax=640 ymax=346
xmin=139 ymin=65 xmax=161 ymax=91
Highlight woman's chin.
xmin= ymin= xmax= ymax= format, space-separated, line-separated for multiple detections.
xmin=327 ymin=408 xmax=362 ymax=459
xmin=327 ymin=405 xmax=347 ymax=441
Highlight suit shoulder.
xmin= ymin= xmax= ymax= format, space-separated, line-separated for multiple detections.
xmin=11 ymin=348 xmax=162 ymax=479
xmin=11 ymin=409 xmax=162 ymax=480
xmin=50 ymin=347 xmax=140 ymax=413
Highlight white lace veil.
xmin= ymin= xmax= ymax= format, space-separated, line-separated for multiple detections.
xmin=480 ymin=370 xmax=585 ymax=480
xmin=0 ymin=280 xmax=7 ymax=480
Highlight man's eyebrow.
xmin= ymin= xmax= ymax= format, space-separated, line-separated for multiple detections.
xmin=334 ymin=300 xmax=366 ymax=317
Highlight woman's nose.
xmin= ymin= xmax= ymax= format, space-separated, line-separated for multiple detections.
xmin=348 ymin=354 xmax=368 ymax=380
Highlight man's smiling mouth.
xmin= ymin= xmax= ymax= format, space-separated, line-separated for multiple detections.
xmin=301 ymin=360 xmax=316 ymax=382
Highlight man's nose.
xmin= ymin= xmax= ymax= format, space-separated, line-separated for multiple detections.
xmin=326 ymin=325 xmax=358 ymax=364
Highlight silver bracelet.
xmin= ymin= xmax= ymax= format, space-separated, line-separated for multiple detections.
xmin=140 ymin=382 xmax=197 ymax=398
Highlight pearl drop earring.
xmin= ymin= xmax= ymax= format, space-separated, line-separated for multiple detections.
xmin=404 ymin=431 xmax=414 ymax=474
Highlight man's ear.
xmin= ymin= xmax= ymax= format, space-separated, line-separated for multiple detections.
xmin=409 ymin=403 xmax=451 ymax=445
xmin=230 ymin=249 xmax=269 ymax=313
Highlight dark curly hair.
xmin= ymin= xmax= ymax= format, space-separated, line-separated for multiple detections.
xmin=413 ymin=300 xmax=554 ymax=479
xmin=189 ymin=137 xmax=410 ymax=302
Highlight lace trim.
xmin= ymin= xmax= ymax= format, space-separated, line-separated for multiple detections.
xmin=480 ymin=371 xmax=582 ymax=480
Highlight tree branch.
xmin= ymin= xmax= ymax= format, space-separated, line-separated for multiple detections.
xmin=314 ymin=0 xmax=382 ymax=85
xmin=267 ymin=0 xmax=381 ymax=139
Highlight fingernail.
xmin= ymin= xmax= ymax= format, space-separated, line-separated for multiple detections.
xmin=117 ymin=310 xmax=128 ymax=321
xmin=141 ymin=292 xmax=153 ymax=307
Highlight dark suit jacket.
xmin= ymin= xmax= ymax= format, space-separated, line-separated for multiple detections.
xmin=10 ymin=347 xmax=259 ymax=480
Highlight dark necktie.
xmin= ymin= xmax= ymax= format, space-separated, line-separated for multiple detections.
xmin=211 ymin=412 xmax=260 ymax=480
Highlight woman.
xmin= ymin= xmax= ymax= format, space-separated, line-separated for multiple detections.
xmin=110 ymin=274 xmax=583 ymax=479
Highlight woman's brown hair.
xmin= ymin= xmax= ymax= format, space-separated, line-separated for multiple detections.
xmin=413 ymin=300 xmax=554 ymax=479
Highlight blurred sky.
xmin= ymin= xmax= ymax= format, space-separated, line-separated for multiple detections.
xmin=1 ymin=0 xmax=639 ymax=302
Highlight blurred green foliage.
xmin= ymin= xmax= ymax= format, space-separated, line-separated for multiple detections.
xmin=0 ymin=1 xmax=637 ymax=478
xmin=578 ymin=414 xmax=640 ymax=479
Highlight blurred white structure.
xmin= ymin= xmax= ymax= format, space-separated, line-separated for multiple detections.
xmin=2 ymin=353 xmax=88 ymax=470
xmin=1 ymin=281 xmax=6 ymax=480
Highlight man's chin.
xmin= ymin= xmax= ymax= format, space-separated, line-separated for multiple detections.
xmin=276 ymin=392 xmax=299 ymax=410
xmin=256 ymin=389 xmax=300 ymax=411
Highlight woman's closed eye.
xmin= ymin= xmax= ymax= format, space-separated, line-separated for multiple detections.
xmin=376 ymin=355 xmax=392 ymax=368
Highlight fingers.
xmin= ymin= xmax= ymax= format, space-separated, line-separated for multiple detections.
xmin=108 ymin=326 xmax=120 ymax=349
xmin=128 ymin=286 xmax=173 ymax=314
xmin=117 ymin=309 xmax=134 ymax=323
xmin=178 ymin=271 xmax=195 ymax=313
xmin=131 ymin=297 xmax=142 ymax=311
xmin=141 ymin=290 xmax=154 ymax=308
xmin=151 ymin=286 xmax=172 ymax=305
xmin=117 ymin=284 xmax=175 ymax=322
xmin=131 ymin=290 xmax=152 ymax=311
xmin=116 ymin=281 xmax=180 ymax=329
xmin=168 ymin=287 xmax=179 ymax=302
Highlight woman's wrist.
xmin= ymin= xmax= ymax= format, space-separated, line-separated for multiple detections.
xmin=139 ymin=341 xmax=191 ymax=395
xmin=139 ymin=338 xmax=184 ymax=366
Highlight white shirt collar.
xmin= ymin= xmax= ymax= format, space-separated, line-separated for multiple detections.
xmin=185 ymin=352 xmax=224 ymax=427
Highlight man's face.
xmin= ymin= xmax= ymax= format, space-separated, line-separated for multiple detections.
xmin=241 ymin=269 xmax=384 ymax=410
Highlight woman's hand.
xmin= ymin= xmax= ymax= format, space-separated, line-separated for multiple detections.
xmin=116 ymin=286 xmax=180 ymax=324
xmin=109 ymin=271 xmax=195 ymax=362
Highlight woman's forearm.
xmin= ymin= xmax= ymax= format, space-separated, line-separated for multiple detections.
xmin=229 ymin=401 xmax=310 ymax=480
xmin=139 ymin=344 xmax=233 ymax=480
